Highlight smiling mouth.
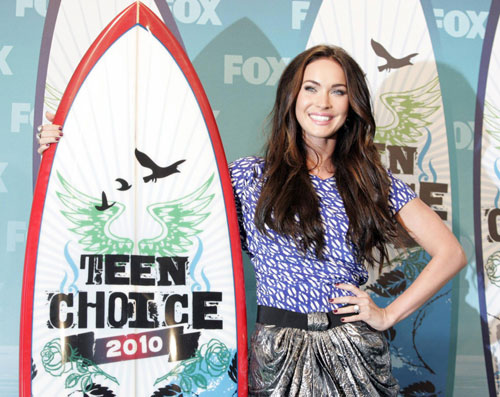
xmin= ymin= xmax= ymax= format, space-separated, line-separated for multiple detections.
xmin=309 ymin=114 xmax=333 ymax=122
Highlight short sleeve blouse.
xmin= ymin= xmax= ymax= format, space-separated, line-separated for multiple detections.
xmin=229 ymin=156 xmax=416 ymax=313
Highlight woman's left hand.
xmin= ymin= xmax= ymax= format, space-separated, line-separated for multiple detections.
xmin=36 ymin=111 xmax=62 ymax=155
xmin=330 ymin=283 xmax=392 ymax=331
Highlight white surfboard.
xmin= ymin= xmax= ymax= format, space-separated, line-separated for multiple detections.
xmin=22 ymin=3 xmax=247 ymax=396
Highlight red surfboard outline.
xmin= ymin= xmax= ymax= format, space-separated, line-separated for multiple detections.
xmin=20 ymin=3 xmax=248 ymax=396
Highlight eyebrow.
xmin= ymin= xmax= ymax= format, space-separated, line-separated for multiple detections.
xmin=302 ymin=80 xmax=347 ymax=88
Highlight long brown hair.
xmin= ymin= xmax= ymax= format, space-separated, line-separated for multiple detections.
xmin=255 ymin=45 xmax=399 ymax=266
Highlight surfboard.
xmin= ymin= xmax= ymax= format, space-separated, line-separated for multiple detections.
xmin=32 ymin=0 xmax=183 ymax=186
xmin=475 ymin=2 xmax=500 ymax=395
xmin=306 ymin=1 xmax=453 ymax=394
xmin=21 ymin=3 xmax=247 ymax=396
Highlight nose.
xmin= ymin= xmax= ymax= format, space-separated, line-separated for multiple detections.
xmin=317 ymin=90 xmax=331 ymax=109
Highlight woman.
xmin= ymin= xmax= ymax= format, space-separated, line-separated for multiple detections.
xmin=228 ymin=45 xmax=465 ymax=396
xmin=38 ymin=45 xmax=466 ymax=396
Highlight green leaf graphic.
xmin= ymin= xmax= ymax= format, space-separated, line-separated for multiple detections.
xmin=65 ymin=372 xmax=81 ymax=388
xmin=81 ymin=375 xmax=93 ymax=393
xmin=192 ymin=373 xmax=208 ymax=388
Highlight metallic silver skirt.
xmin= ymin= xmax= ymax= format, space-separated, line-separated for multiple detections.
xmin=248 ymin=316 xmax=399 ymax=396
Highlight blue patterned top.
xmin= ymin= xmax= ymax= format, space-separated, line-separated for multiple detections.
xmin=229 ymin=156 xmax=417 ymax=313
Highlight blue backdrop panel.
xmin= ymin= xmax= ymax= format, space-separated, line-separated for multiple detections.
xmin=0 ymin=1 xmax=495 ymax=396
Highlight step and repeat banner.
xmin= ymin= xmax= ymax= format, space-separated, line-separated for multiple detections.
xmin=0 ymin=0 xmax=498 ymax=395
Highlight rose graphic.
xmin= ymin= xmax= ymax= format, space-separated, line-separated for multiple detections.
xmin=39 ymin=338 xmax=118 ymax=391
xmin=40 ymin=339 xmax=68 ymax=377
xmin=199 ymin=339 xmax=231 ymax=377
xmin=154 ymin=339 xmax=232 ymax=393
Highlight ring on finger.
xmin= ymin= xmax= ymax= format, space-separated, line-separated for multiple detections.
xmin=353 ymin=304 xmax=360 ymax=314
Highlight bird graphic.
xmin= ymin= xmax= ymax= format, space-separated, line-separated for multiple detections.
xmin=371 ymin=39 xmax=418 ymax=72
xmin=115 ymin=178 xmax=132 ymax=191
xmin=95 ymin=191 xmax=115 ymax=211
xmin=56 ymin=171 xmax=214 ymax=256
xmin=375 ymin=77 xmax=441 ymax=146
xmin=135 ymin=148 xmax=186 ymax=183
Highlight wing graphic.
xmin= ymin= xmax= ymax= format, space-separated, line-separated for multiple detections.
xmin=371 ymin=38 xmax=392 ymax=60
xmin=44 ymin=82 xmax=63 ymax=112
xmin=139 ymin=175 xmax=215 ymax=256
xmin=375 ymin=77 xmax=441 ymax=145
xmin=56 ymin=171 xmax=133 ymax=254
xmin=484 ymin=101 xmax=500 ymax=149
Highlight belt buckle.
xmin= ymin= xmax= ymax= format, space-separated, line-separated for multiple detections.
xmin=307 ymin=312 xmax=329 ymax=331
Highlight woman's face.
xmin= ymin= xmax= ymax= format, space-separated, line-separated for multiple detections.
xmin=295 ymin=58 xmax=349 ymax=146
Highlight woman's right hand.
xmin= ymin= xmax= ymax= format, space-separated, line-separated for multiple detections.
xmin=37 ymin=111 xmax=63 ymax=155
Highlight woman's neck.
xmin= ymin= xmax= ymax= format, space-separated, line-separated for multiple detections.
xmin=304 ymin=139 xmax=336 ymax=179
xmin=306 ymin=154 xmax=335 ymax=179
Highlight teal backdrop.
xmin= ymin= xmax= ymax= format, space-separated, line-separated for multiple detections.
xmin=0 ymin=0 xmax=498 ymax=396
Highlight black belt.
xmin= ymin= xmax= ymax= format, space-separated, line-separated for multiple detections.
xmin=257 ymin=305 xmax=357 ymax=331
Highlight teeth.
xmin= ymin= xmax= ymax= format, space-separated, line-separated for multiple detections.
xmin=310 ymin=114 xmax=331 ymax=121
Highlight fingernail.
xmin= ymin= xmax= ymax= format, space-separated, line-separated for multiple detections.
xmin=59 ymin=132 xmax=63 ymax=136
xmin=46 ymin=144 xmax=50 ymax=147
xmin=333 ymin=309 xmax=338 ymax=314
xmin=340 ymin=318 xmax=345 ymax=322
xmin=58 ymin=126 xmax=62 ymax=130
xmin=328 ymin=298 xmax=335 ymax=303
xmin=55 ymin=137 xmax=60 ymax=141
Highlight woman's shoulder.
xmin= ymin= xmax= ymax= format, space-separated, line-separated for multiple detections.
xmin=386 ymin=169 xmax=413 ymax=191
xmin=229 ymin=156 xmax=264 ymax=177
xmin=229 ymin=156 xmax=265 ymax=191
xmin=386 ymin=169 xmax=417 ymax=213
xmin=229 ymin=156 xmax=264 ymax=170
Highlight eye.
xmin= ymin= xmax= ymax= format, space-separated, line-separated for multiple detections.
xmin=304 ymin=85 xmax=316 ymax=92
xmin=331 ymin=89 xmax=346 ymax=96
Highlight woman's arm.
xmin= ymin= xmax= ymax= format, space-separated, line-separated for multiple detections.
xmin=333 ymin=197 xmax=467 ymax=331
